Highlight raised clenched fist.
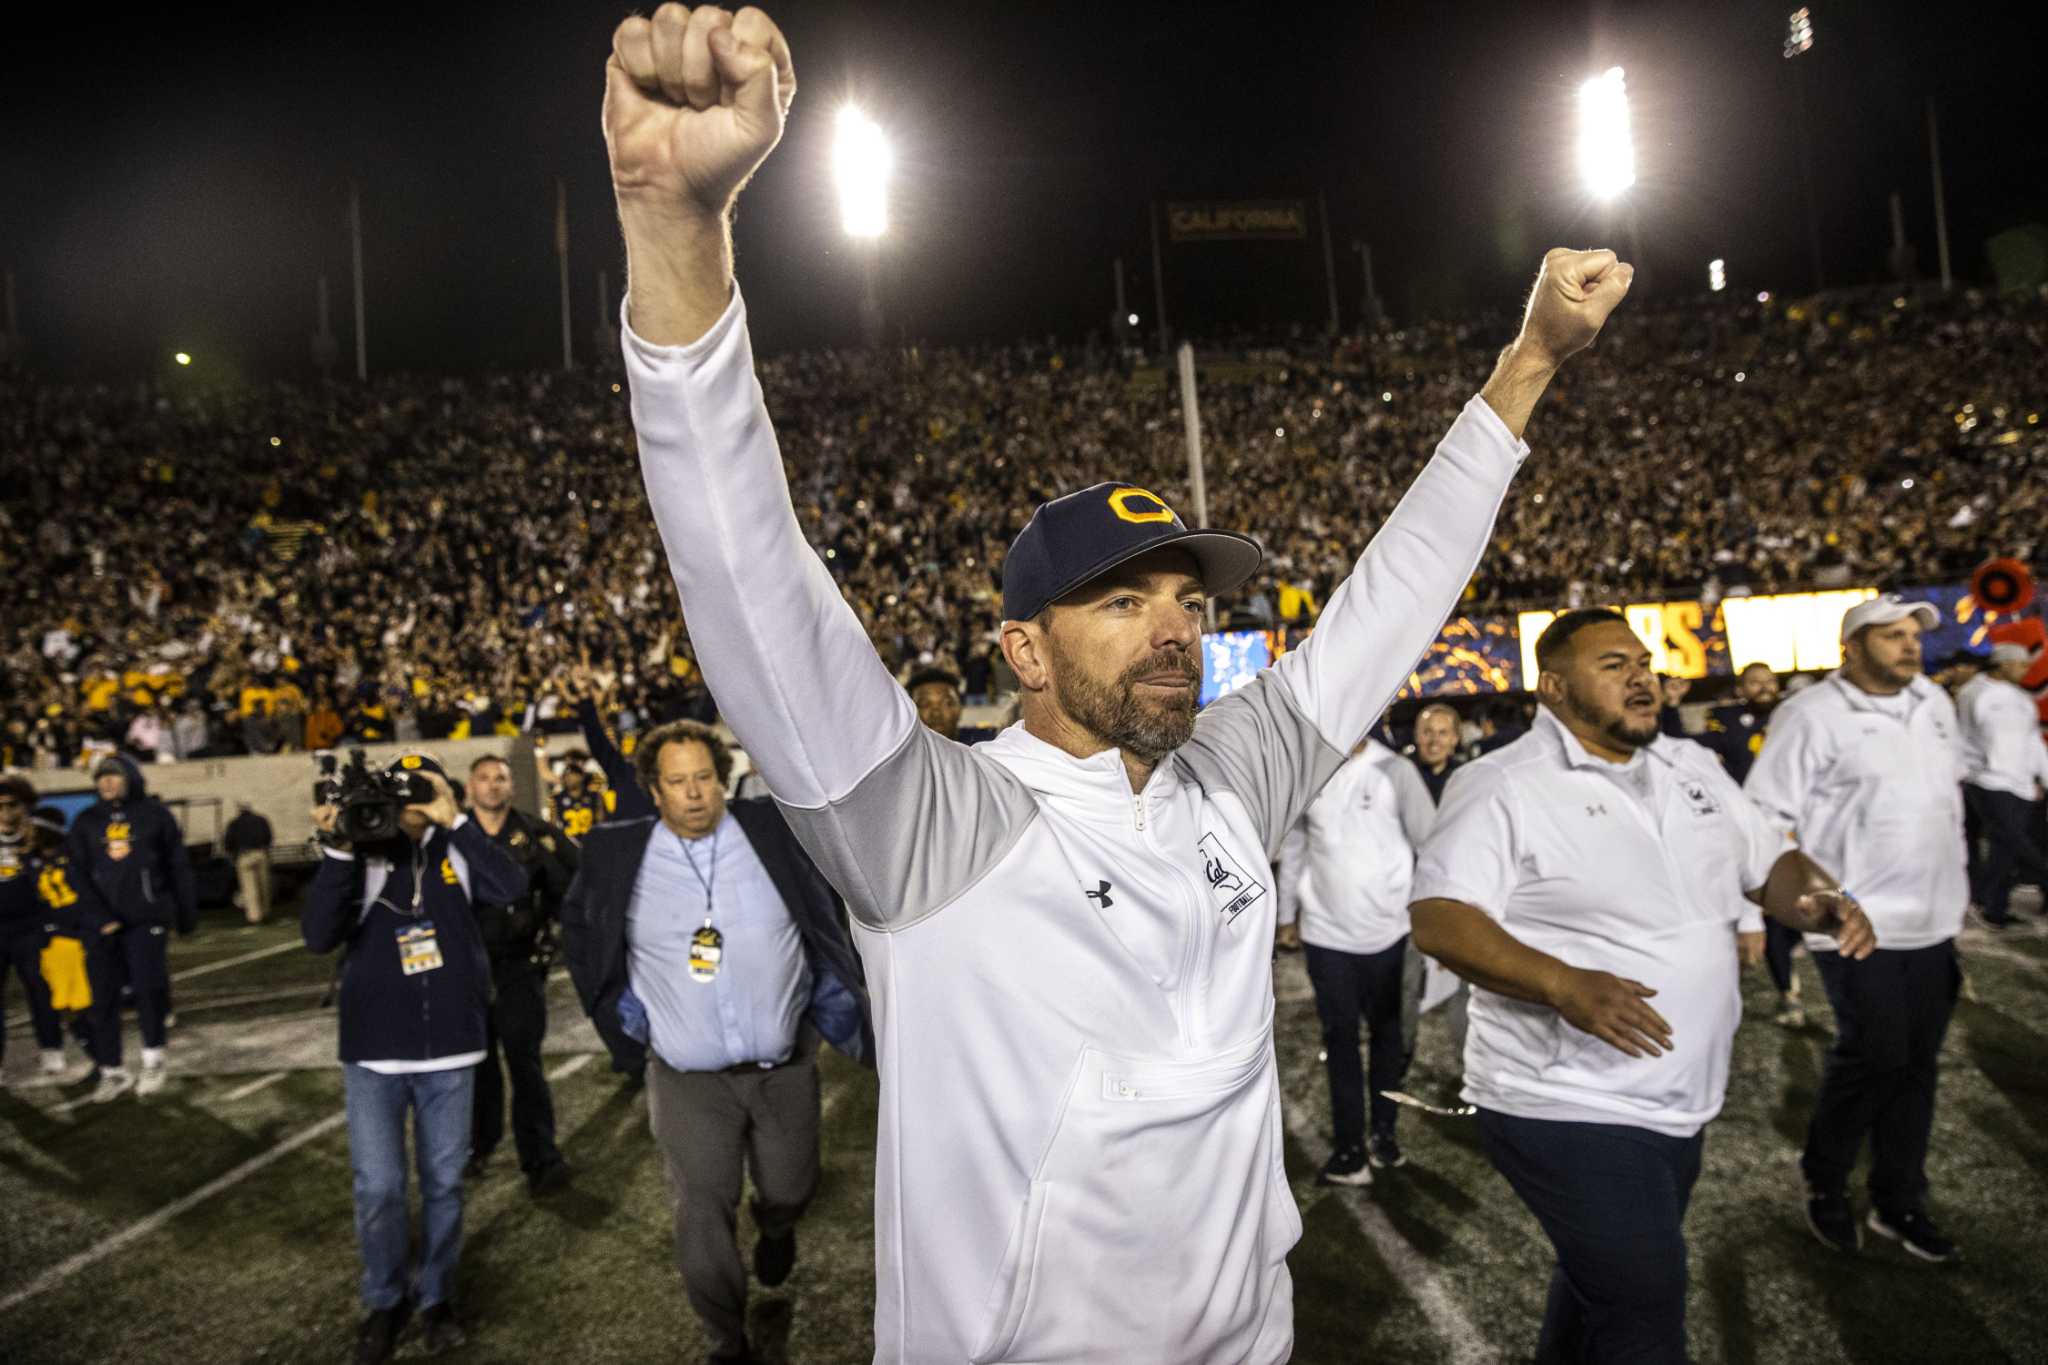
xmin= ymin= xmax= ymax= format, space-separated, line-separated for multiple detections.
xmin=604 ymin=5 xmax=796 ymax=220
xmin=1518 ymin=247 xmax=1635 ymax=369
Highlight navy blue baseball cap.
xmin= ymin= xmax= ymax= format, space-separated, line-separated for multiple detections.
xmin=1001 ymin=482 xmax=1263 ymax=622
xmin=386 ymin=752 xmax=449 ymax=781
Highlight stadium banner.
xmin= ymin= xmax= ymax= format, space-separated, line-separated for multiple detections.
xmin=1201 ymin=580 xmax=2024 ymax=704
xmin=1166 ymin=200 xmax=1309 ymax=243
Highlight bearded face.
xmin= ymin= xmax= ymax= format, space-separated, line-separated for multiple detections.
xmin=1047 ymin=631 xmax=1202 ymax=765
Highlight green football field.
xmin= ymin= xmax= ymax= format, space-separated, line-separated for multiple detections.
xmin=2 ymin=905 xmax=2044 ymax=1364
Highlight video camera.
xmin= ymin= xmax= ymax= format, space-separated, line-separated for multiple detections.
xmin=314 ymin=749 xmax=435 ymax=845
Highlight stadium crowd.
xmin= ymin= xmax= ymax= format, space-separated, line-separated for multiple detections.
xmin=2 ymin=283 xmax=2042 ymax=771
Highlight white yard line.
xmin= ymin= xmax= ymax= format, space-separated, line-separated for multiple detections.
xmin=546 ymin=1053 xmax=595 ymax=1082
xmin=0 ymin=1111 xmax=348 ymax=1314
xmin=1960 ymin=941 xmax=2048 ymax=979
xmin=219 ymin=1071 xmax=289 ymax=1102
xmin=1279 ymin=1102 xmax=1493 ymax=1364
xmin=170 ymin=939 xmax=303 ymax=983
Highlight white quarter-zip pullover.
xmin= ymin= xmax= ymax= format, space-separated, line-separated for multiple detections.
xmin=1956 ymin=672 xmax=2048 ymax=799
xmin=622 ymin=287 xmax=1528 ymax=1364
xmin=1743 ymin=672 xmax=1968 ymax=953
xmin=1278 ymin=740 xmax=1436 ymax=954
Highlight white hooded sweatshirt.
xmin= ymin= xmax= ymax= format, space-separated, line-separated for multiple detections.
xmin=622 ymin=288 xmax=1528 ymax=1363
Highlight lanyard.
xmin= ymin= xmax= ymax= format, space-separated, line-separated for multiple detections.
xmin=678 ymin=824 xmax=720 ymax=930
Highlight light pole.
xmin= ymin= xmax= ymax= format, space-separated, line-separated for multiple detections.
xmin=1578 ymin=66 xmax=1643 ymax=274
xmin=1785 ymin=9 xmax=1825 ymax=292
xmin=833 ymin=107 xmax=891 ymax=348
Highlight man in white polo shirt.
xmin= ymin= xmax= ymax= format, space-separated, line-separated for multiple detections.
xmin=1277 ymin=737 xmax=1436 ymax=1181
xmin=1412 ymin=609 xmax=1873 ymax=1365
xmin=1956 ymin=641 xmax=2048 ymax=928
xmin=1745 ymin=593 xmax=1969 ymax=1264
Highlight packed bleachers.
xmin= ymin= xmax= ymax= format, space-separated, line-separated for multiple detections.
xmin=3 ymin=284 xmax=2042 ymax=768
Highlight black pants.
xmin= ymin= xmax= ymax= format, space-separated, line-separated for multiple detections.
xmin=84 ymin=923 xmax=171 ymax=1065
xmin=1964 ymin=784 xmax=2048 ymax=922
xmin=1 ymin=921 xmax=62 ymax=1060
xmin=473 ymin=957 xmax=560 ymax=1174
xmin=1763 ymin=917 xmax=1801 ymax=996
xmin=1479 ymin=1109 xmax=1703 ymax=1365
xmin=1802 ymin=941 xmax=1959 ymax=1217
xmin=1305 ymin=937 xmax=1411 ymax=1145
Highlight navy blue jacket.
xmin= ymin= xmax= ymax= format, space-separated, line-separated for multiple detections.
xmin=65 ymin=756 xmax=197 ymax=932
xmin=301 ymin=817 xmax=530 ymax=1065
xmin=1701 ymin=701 xmax=1774 ymax=783
xmin=560 ymin=799 xmax=874 ymax=1071
xmin=2 ymin=833 xmax=110 ymax=937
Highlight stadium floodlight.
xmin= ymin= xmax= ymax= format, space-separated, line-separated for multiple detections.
xmin=174 ymin=352 xmax=191 ymax=366
xmin=833 ymin=107 xmax=891 ymax=239
xmin=1784 ymin=7 xmax=1814 ymax=58
xmin=1709 ymin=258 xmax=1726 ymax=292
xmin=1577 ymin=67 xmax=1636 ymax=200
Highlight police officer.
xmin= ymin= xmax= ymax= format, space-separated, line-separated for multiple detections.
xmin=65 ymin=754 xmax=196 ymax=1097
xmin=1701 ymin=662 xmax=1804 ymax=1023
xmin=1745 ymin=594 xmax=1967 ymax=1263
xmin=1412 ymin=610 xmax=1874 ymax=1364
xmin=464 ymin=754 xmax=577 ymax=1195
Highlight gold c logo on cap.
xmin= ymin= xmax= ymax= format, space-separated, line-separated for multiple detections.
xmin=1108 ymin=487 xmax=1175 ymax=525
xmin=400 ymin=755 xmax=423 ymax=770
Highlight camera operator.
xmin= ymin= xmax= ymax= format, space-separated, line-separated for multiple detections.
xmin=302 ymin=752 xmax=530 ymax=1365
xmin=65 ymin=754 xmax=196 ymax=1097
xmin=462 ymin=754 xmax=577 ymax=1196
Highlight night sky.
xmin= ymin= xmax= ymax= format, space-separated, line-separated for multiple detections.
xmin=4 ymin=0 xmax=2043 ymax=379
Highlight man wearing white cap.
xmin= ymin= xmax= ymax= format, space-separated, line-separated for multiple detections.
xmin=1956 ymin=641 xmax=2048 ymax=927
xmin=1744 ymin=592 xmax=1967 ymax=1263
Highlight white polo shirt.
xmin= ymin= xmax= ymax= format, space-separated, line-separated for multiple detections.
xmin=1278 ymin=739 xmax=1436 ymax=955
xmin=1956 ymin=672 xmax=2048 ymax=800
xmin=1412 ymin=708 xmax=1783 ymax=1138
xmin=1743 ymin=672 xmax=1967 ymax=952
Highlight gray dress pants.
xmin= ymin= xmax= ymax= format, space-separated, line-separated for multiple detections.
xmin=646 ymin=1051 xmax=822 ymax=1361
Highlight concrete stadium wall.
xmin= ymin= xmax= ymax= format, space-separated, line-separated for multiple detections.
xmin=32 ymin=701 xmax=1008 ymax=861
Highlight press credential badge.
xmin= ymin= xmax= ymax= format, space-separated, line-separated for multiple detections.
xmin=397 ymin=921 xmax=445 ymax=975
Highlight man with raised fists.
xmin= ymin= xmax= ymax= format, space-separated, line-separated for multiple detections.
xmin=603 ymin=8 xmax=1635 ymax=1360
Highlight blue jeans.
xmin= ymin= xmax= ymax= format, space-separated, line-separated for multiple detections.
xmin=343 ymin=1063 xmax=476 ymax=1311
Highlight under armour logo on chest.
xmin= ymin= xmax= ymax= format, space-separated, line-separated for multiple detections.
xmin=1084 ymin=880 xmax=1114 ymax=908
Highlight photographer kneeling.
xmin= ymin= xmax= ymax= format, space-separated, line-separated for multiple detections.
xmin=303 ymin=752 xmax=530 ymax=1365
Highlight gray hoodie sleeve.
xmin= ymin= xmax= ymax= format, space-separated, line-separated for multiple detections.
xmin=1180 ymin=397 xmax=1528 ymax=858
xmin=622 ymin=291 xmax=1033 ymax=931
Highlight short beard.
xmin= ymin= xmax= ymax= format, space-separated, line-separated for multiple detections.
xmin=1047 ymin=636 xmax=1201 ymax=765
xmin=1564 ymin=680 xmax=1659 ymax=753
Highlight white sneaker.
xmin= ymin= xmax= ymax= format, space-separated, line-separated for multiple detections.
xmin=163 ymin=1012 xmax=178 ymax=1030
xmin=93 ymin=1068 xmax=136 ymax=1103
xmin=138 ymin=1062 xmax=168 ymax=1097
xmin=40 ymin=1048 xmax=68 ymax=1076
